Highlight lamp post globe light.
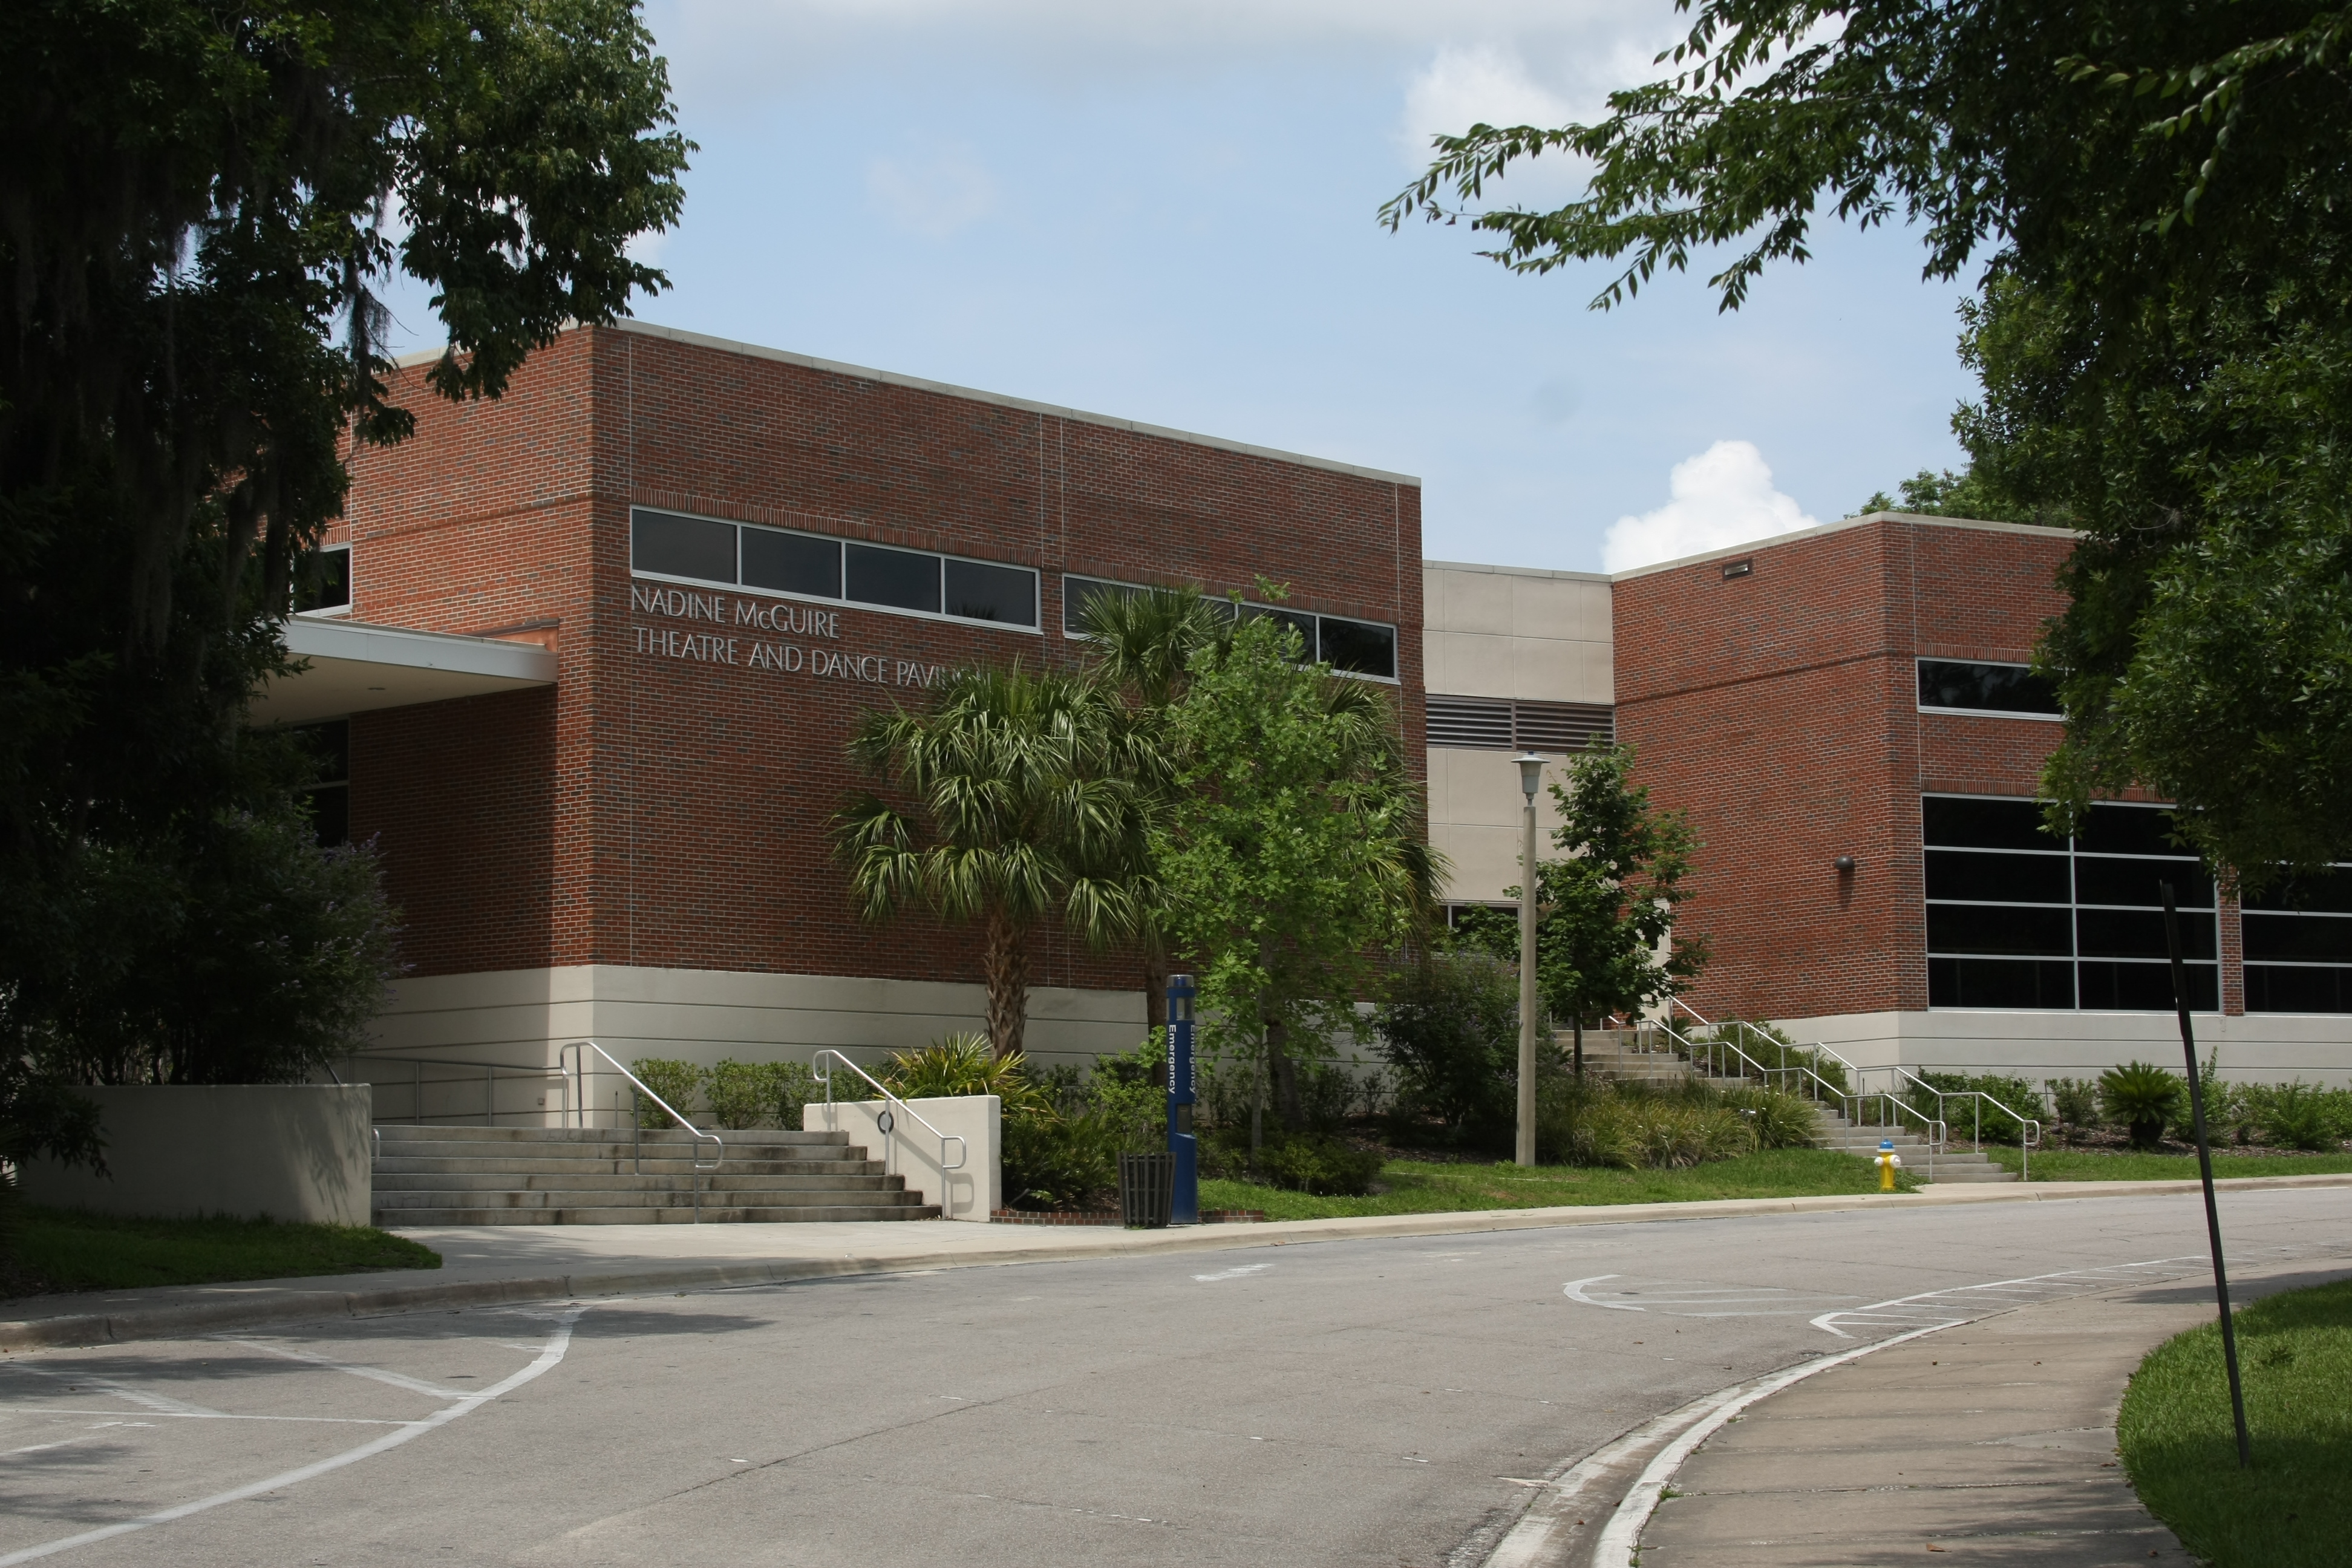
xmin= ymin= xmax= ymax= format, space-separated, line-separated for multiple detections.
xmin=1514 ymin=753 xmax=1544 ymax=1168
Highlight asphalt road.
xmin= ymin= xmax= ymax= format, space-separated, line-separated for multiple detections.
xmin=3 ymin=1186 xmax=2347 ymax=1568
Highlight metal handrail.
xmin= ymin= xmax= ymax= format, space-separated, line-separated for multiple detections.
xmin=1889 ymin=1067 xmax=2043 ymax=1181
xmin=811 ymin=1050 xmax=968 ymax=1181
xmin=1649 ymin=1015 xmax=1851 ymax=1110
xmin=559 ymin=1042 xmax=722 ymax=1226
xmin=344 ymin=1053 xmax=569 ymax=1126
xmin=1659 ymin=997 xmax=1865 ymax=1093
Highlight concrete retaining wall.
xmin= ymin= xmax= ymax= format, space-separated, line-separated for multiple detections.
xmin=805 ymin=1094 xmax=999 ymax=1221
xmin=18 ymin=1085 xmax=374 ymax=1226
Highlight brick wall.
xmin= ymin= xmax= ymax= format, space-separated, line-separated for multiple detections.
xmin=1612 ymin=516 xmax=2082 ymax=1021
xmin=343 ymin=324 xmax=1424 ymax=988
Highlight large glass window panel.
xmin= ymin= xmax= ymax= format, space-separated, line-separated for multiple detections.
xmin=845 ymin=543 xmax=941 ymax=613
xmin=2075 ymin=803 xmax=2183 ymax=857
xmin=1928 ymin=903 xmax=2074 ymax=956
xmin=2074 ymin=855 xmax=2212 ymax=909
xmin=1239 ymin=603 xmax=1317 ymax=660
xmin=2245 ymin=964 xmax=2352 ymax=1013
xmin=632 ymin=509 xmax=737 ymax=583
xmin=295 ymin=545 xmax=351 ymax=613
xmin=1062 ymin=575 xmax=1138 ymax=634
xmin=2244 ymin=865 xmax=2352 ymax=914
xmin=1318 ymin=616 xmax=1397 ymax=679
xmin=2078 ymin=907 xmax=2215 ymax=960
xmin=1916 ymin=659 xmax=2062 ymax=715
xmin=1930 ymin=957 xmax=2076 ymax=1008
xmin=1924 ymin=849 xmax=2070 ymax=904
xmin=2079 ymin=960 xmax=2216 ymax=1011
xmin=740 ymin=527 xmax=841 ymax=598
xmin=2243 ymin=912 xmax=2352 ymax=962
xmin=944 ymin=558 xmax=1037 ymax=626
xmin=1922 ymin=795 xmax=2059 ymax=851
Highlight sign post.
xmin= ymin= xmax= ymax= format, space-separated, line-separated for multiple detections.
xmin=1167 ymin=973 xmax=1199 ymax=1225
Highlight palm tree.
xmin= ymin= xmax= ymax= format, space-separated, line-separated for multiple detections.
xmin=1073 ymin=584 xmax=1227 ymax=1030
xmin=834 ymin=664 xmax=1143 ymax=1058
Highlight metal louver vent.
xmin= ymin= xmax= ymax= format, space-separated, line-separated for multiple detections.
xmin=1426 ymin=695 xmax=1513 ymax=749
xmin=1512 ymin=700 xmax=1615 ymax=753
xmin=1425 ymin=694 xmax=1614 ymax=753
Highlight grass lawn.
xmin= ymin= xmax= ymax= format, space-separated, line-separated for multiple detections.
xmin=1197 ymin=1146 xmax=1918 ymax=1221
xmin=1985 ymin=1146 xmax=2352 ymax=1181
xmin=3 ymin=1207 xmax=441 ymax=1298
xmin=2119 ymin=1276 xmax=2352 ymax=1568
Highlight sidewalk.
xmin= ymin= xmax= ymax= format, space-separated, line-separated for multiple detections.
xmin=1634 ymin=1269 xmax=2322 ymax=1565
xmin=4 ymin=1172 xmax=2346 ymax=1351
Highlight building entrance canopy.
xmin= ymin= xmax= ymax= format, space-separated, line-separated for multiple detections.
xmin=250 ymin=618 xmax=558 ymax=726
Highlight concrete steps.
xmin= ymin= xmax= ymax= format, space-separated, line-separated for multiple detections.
xmin=371 ymin=1125 xmax=943 ymax=1224
xmin=1557 ymin=1028 xmax=1694 ymax=1088
xmin=1810 ymin=1108 xmax=2015 ymax=1183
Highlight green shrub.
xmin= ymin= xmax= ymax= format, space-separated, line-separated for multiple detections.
xmin=1256 ymin=1132 xmax=1383 ymax=1195
xmin=1376 ymin=953 xmax=1518 ymax=1129
xmin=881 ymin=1034 xmax=1054 ymax=1117
xmin=2049 ymin=1077 xmax=2101 ymax=1131
xmin=2254 ymin=1083 xmax=2341 ymax=1152
xmin=1688 ymin=1019 xmax=1852 ymax=1095
xmin=1084 ymin=1036 xmax=1167 ymax=1155
xmin=1002 ymin=1112 xmax=1116 ymax=1210
xmin=1719 ymin=1086 xmax=1823 ymax=1150
xmin=1910 ymin=1071 xmax=2045 ymax=1144
xmin=704 ymin=1059 xmax=820 ymax=1130
xmin=2100 ymin=1061 xmax=2184 ymax=1151
xmin=628 ymin=1057 xmax=706 ymax=1128
xmin=1534 ymin=1077 xmax=1768 ymax=1169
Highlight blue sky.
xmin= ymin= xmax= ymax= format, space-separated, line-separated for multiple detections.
xmin=382 ymin=1 xmax=1981 ymax=573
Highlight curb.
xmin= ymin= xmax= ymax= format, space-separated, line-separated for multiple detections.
xmin=5 ymin=1171 xmax=2346 ymax=1352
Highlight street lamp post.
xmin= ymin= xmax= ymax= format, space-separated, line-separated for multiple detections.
xmin=1514 ymin=752 xmax=1544 ymax=1168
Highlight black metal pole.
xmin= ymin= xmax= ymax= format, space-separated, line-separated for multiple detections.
xmin=2161 ymin=880 xmax=2251 ymax=1469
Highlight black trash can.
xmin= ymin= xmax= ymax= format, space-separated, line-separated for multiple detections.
xmin=1119 ymin=1152 xmax=1175 ymax=1229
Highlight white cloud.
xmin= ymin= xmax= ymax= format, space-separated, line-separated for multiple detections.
xmin=866 ymin=145 xmax=998 ymax=240
xmin=1397 ymin=45 xmax=1570 ymax=160
xmin=1601 ymin=440 xmax=1818 ymax=572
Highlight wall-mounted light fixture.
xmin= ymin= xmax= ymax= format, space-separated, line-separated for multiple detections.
xmin=1721 ymin=558 xmax=1754 ymax=580
xmin=1834 ymin=855 xmax=1857 ymax=875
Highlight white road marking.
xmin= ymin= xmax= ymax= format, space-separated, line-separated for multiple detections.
xmin=214 ymin=1336 xmax=474 ymax=1400
xmin=1808 ymin=1255 xmax=2204 ymax=1339
xmin=1192 ymin=1264 xmax=1271 ymax=1282
xmin=1561 ymin=1276 xmax=1639 ymax=1310
xmin=0 ymin=1364 xmax=224 ymax=1419
xmin=1564 ymin=1275 xmax=1860 ymax=1318
xmin=0 ymin=1406 xmax=409 ymax=1426
xmin=0 ymin=1306 xmax=584 ymax=1567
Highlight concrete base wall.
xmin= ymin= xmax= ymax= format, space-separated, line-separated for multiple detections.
xmin=18 ymin=1085 xmax=373 ymax=1226
xmin=1777 ymin=1008 xmax=2352 ymax=1087
xmin=353 ymin=963 xmax=1146 ymax=1125
xmin=804 ymin=1095 xmax=1000 ymax=1221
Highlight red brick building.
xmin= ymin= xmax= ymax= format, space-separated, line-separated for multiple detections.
xmin=1598 ymin=514 xmax=2345 ymax=1083
xmin=281 ymin=321 xmax=1422 ymax=1105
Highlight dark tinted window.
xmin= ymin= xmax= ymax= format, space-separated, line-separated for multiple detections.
xmin=1927 ymin=903 xmax=2073 ymax=957
xmin=295 ymin=546 xmax=351 ymax=612
xmin=2075 ymin=803 xmax=2183 ymax=857
xmin=1916 ymin=659 xmax=2061 ymax=715
xmin=2078 ymin=908 xmax=2213 ymax=960
xmin=1319 ymin=616 xmax=1397 ymax=679
xmin=846 ymin=543 xmax=941 ymax=614
xmin=2243 ymin=914 xmax=2352 ymax=962
xmin=296 ymin=720 xmax=350 ymax=848
xmin=1063 ymin=575 xmax=1139 ymax=634
xmin=1239 ymin=604 xmax=1317 ymax=660
xmin=2074 ymin=855 xmax=2211 ymax=909
xmin=1924 ymin=849 xmax=2070 ymax=904
xmin=2080 ymin=960 xmax=2216 ymax=1011
xmin=632 ymin=509 xmax=737 ymax=583
xmin=1922 ymin=795 xmax=2057 ymax=851
xmin=740 ymin=528 xmax=841 ymax=598
xmin=944 ymin=559 xmax=1037 ymax=626
xmin=1930 ymin=956 xmax=2076 ymax=1009
xmin=2246 ymin=964 xmax=2352 ymax=1012
xmin=2243 ymin=866 xmax=2352 ymax=914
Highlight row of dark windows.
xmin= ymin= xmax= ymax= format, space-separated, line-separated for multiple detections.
xmin=1923 ymin=795 xmax=2351 ymax=1013
xmin=1916 ymin=659 xmax=2060 ymax=716
xmin=1060 ymin=575 xmax=1398 ymax=681
xmin=633 ymin=509 xmax=1040 ymax=628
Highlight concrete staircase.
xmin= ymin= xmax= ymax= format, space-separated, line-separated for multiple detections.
xmin=1809 ymin=1106 xmax=2015 ymax=1183
xmin=1557 ymin=1028 xmax=1699 ymax=1089
xmin=371 ymin=1125 xmax=943 ymax=1225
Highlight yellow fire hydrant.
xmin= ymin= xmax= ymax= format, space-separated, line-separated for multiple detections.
xmin=1875 ymin=1138 xmax=1903 ymax=1191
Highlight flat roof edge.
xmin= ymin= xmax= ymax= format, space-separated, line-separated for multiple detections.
xmin=396 ymin=324 xmax=1421 ymax=487
xmin=1605 ymin=511 xmax=2081 ymax=581
xmin=1425 ymin=558 xmax=1614 ymax=585
xmin=284 ymin=616 xmax=558 ymax=681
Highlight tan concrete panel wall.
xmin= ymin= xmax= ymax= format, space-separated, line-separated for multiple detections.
xmin=1423 ymin=561 xmax=1613 ymax=703
xmin=19 ymin=1086 xmax=372 ymax=1226
xmin=805 ymin=1094 xmax=1001 ymax=1220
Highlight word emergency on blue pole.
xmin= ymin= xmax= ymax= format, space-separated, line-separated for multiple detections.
xmin=1167 ymin=973 xmax=1198 ymax=1225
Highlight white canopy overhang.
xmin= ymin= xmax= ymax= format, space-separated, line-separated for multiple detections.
xmin=249 ymin=617 xmax=557 ymax=726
